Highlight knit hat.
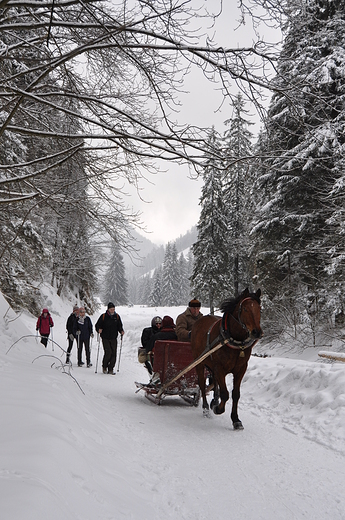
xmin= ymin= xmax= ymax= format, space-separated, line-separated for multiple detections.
xmin=73 ymin=305 xmax=79 ymax=312
xmin=189 ymin=298 xmax=201 ymax=308
xmin=162 ymin=315 xmax=175 ymax=329
xmin=151 ymin=316 xmax=162 ymax=327
xmin=107 ymin=302 xmax=115 ymax=309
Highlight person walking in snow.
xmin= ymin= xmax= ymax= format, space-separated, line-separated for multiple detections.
xmin=176 ymin=298 xmax=203 ymax=342
xmin=36 ymin=308 xmax=54 ymax=348
xmin=65 ymin=305 xmax=79 ymax=364
xmin=95 ymin=302 xmax=124 ymax=375
xmin=139 ymin=316 xmax=162 ymax=375
xmin=74 ymin=306 xmax=93 ymax=368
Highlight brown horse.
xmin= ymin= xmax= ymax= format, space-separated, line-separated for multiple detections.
xmin=190 ymin=288 xmax=262 ymax=429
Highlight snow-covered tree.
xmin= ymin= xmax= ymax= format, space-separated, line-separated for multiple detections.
xmin=149 ymin=266 xmax=163 ymax=307
xmin=191 ymin=128 xmax=230 ymax=313
xmin=103 ymin=243 xmax=128 ymax=306
xmin=223 ymin=93 xmax=255 ymax=296
xmin=178 ymin=252 xmax=190 ymax=305
xmin=161 ymin=242 xmax=180 ymax=306
xmin=252 ymin=0 xmax=345 ymax=329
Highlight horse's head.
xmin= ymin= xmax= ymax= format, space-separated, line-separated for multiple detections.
xmin=237 ymin=289 xmax=263 ymax=340
xmin=220 ymin=288 xmax=263 ymax=341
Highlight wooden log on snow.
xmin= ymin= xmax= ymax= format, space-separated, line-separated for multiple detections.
xmin=318 ymin=351 xmax=345 ymax=362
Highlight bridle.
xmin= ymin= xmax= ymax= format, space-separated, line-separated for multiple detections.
xmin=230 ymin=297 xmax=259 ymax=335
xmin=205 ymin=296 xmax=261 ymax=357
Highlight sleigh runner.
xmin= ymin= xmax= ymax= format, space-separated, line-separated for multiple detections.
xmin=135 ymin=340 xmax=201 ymax=405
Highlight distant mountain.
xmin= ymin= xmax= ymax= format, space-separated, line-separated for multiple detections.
xmin=124 ymin=226 xmax=197 ymax=279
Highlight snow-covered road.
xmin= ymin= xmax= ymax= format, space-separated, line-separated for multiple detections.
xmin=1 ymin=293 xmax=345 ymax=519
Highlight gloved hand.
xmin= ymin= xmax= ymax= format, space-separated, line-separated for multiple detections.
xmin=76 ymin=330 xmax=81 ymax=336
xmin=69 ymin=334 xmax=74 ymax=341
xmin=91 ymin=333 xmax=94 ymax=338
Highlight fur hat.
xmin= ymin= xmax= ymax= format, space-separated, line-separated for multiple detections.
xmin=162 ymin=315 xmax=175 ymax=329
xmin=107 ymin=302 xmax=115 ymax=309
xmin=189 ymin=298 xmax=201 ymax=308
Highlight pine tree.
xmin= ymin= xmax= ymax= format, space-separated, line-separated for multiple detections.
xmin=191 ymin=127 xmax=230 ymax=313
xmin=178 ymin=253 xmax=190 ymax=305
xmin=223 ymin=93 xmax=254 ymax=296
xmin=161 ymin=242 xmax=180 ymax=306
xmin=252 ymin=0 xmax=345 ymax=330
xmin=103 ymin=243 xmax=128 ymax=306
xmin=150 ymin=266 xmax=163 ymax=307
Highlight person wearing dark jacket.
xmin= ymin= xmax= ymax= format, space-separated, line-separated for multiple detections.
xmin=95 ymin=302 xmax=124 ymax=374
xmin=141 ymin=316 xmax=162 ymax=349
xmin=74 ymin=306 xmax=93 ymax=367
xmin=36 ymin=308 xmax=54 ymax=347
xmin=145 ymin=315 xmax=177 ymax=383
xmin=145 ymin=315 xmax=177 ymax=353
xmin=65 ymin=305 xmax=79 ymax=364
xmin=140 ymin=316 xmax=162 ymax=375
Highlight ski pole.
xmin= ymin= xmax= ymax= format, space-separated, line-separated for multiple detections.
xmin=95 ymin=334 xmax=100 ymax=373
xmin=117 ymin=335 xmax=123 ymax=373
xmin=77 ymin=332 xmax=80 ymax=364
xmin=51 ymin=327 xmax=54 ymax=351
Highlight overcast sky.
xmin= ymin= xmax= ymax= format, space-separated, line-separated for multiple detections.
xmin=125 ymin=1 xmax=279 ymax=246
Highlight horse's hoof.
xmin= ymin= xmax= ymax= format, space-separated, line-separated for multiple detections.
xmin=203 ymin=409 xmax=211 ymax=418
xmin=212 ymin=405 xmax=225 ymax=415
xmin=210 ymin=399 xmax=219 ymax=410
xmin=233 ymin=421 xmax=244 ymax=430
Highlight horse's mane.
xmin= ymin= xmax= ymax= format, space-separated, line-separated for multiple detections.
xmin=219 ymin=289 xmax=261 ymax=314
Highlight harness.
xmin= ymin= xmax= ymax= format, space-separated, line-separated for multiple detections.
xmin=207 ymin=297 xmax=258 ymax=358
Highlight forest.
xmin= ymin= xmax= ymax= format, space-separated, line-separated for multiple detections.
xmin=1 ymin=0 xmax=345 ymax=347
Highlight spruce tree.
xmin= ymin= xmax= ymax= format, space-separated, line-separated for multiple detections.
xmin=161 ymin=242 xmax=180 ymax=306
xmin=223 ymin=93 xmax=254 ymax=296
xmin=178 ymin=253 xmax=190 ymax=305
xmin=252 ymin=0 xmax=345 ymax=330
xmin=103 ymin=243 xmax=128 ymax=306
xmin=191 ymin=127 xmax=230 ymax=313
xmin=150 ymin=266 xmax=163 ymax=307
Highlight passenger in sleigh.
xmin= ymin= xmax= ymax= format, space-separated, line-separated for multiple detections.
xmin=176 ymin=298 xmax=203 ymax=341
xmin=138 ymin=316 xmax=162 ymax=374
xmin=144 ymin=315 xmax=177 ymax=384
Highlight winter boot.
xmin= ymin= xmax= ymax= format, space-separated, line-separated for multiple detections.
xmin=151 ymin=372 xmax=161 ymax=385
xmin=145 ymin=360 xmax=153 ymax=375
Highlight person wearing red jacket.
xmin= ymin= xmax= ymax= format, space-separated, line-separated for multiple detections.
xmin=36 ymin=308 xmax=54 ymax=348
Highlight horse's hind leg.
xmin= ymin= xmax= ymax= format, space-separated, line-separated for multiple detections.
xmin=210 ymin=377 xmax=220 ymax=410
xmin=196 ymin=365 xmax=209 ymax=416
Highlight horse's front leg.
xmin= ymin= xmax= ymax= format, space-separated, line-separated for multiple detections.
xmin=211 ymin=371 xmax=229 ymax=416
xmin=231 ymin=367 xmax=247 ymax=430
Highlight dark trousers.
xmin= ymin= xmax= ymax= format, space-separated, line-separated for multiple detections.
xmin=78 ymin=338 xmax=91 ymax=365
xmin=66 ymin=337 xmax=75 ymax=362
xmin=102 ymin=338 xmax=118 ymax=371
xmin=40 ymin=334 xmax=49 ymax=347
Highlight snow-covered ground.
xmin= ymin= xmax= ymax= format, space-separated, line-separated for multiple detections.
xmin=2 ymin=287 xmax=345 ymax=519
